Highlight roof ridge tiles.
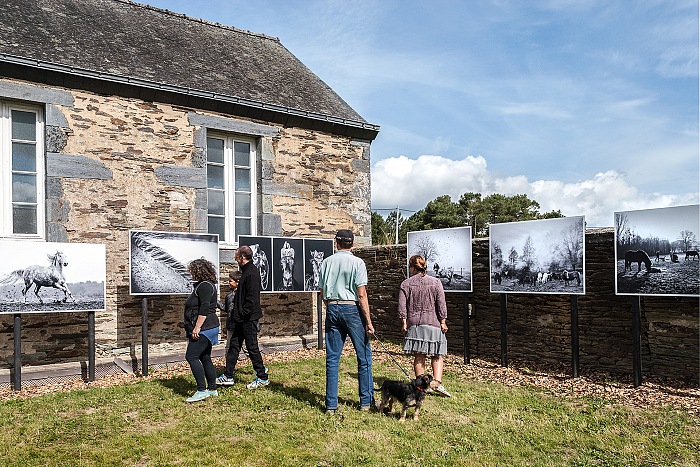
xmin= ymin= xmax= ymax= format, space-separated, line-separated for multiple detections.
xmin=113 ymin=0 xmax=281 ymax=42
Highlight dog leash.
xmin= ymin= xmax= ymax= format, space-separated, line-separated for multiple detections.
xmin=371 ymin=331 xmax=413 ymax=381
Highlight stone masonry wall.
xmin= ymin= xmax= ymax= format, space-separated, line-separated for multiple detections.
xmin=356 ymin=230 xmax=699 ymax=384
xmin=0 ymin=78 xmax=367 ymax=367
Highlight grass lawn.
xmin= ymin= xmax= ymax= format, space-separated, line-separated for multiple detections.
xmin=0 ymin=351 xmax=698 ymax=466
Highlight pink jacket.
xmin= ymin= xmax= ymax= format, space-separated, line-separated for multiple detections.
xmin=398 ymin=273 xmax=447 ymax=327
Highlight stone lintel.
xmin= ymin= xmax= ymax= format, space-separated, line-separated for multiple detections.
xmin=188 ymin=112 xmax=279 ymax=137
xmin=47 ymin=153 xmax=112 ymax=179
xmin=0 ymin=79 xmax=74 ymax=107
xmin=154 ymin=166 xmax=205 ymax=188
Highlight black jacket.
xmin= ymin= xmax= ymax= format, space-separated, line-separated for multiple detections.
xmin=183 ymin=281 xmax=220 ymax=335
xmin=233 ymin=261 xmax=263 ymax=323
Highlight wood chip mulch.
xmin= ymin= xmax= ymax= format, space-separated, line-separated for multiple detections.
xmin=1 ymin=344 xmax=698 ymax=421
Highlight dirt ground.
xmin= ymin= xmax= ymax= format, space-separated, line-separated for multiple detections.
xmin=1 ymin=344 xmax=698 ymax=420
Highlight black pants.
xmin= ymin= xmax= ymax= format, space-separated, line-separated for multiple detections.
xmin=225 ymin=320 xmax=267 ymax=380
xmin=185 ymin=336 xmax=216 ymax=391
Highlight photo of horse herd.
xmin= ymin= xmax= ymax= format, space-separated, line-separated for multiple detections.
xmin=489 ymin=216 xmax=586 ymax=295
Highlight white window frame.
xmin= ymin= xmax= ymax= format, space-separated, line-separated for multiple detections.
xmin=206 ymin=132 xmax=257 ymax=244
xmin=0 ymin=101 xmax=45 ymax=239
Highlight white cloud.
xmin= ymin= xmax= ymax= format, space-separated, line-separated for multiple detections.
xmin=371 ymin=155 xmax=699 ymax=227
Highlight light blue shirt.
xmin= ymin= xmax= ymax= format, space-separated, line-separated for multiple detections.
xmin=318 ymin=250 xmax=368 ymax=301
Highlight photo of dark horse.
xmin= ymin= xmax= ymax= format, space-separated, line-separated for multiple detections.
xmin=0 ymin=251 xmax=75 ymax=304
xmin=624 ymin=250 xmax=652 ymax=273
xmin=614 ymin=205 xmax=699 ymax=296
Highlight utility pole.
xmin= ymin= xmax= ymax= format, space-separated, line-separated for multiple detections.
xmin=395 ymin=206 xmax=399 ymax=244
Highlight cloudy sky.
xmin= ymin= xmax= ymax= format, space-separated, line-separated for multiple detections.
xmin=147 ymin=0 xmax=698 ymax=227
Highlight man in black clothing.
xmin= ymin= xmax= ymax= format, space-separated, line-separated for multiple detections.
xmin=216 ymin=245 xmax=269 ymax=389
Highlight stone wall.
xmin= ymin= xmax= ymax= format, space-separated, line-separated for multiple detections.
xmin=356 ymin=230 xmax=699 ymax=384
xmin=0 ymin=78 xmax=366 ymax=366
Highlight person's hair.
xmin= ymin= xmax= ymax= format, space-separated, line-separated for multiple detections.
xmin=229 ymin=270 xmax=242 ymax=282
xmin=188 ymin=258 xmax=218 ymax=283
xmin=408 ymin=255 xmax=427 ymax=273
xmin=236 ymin=245 xmax=253 ymax=261
xmin=336 ymin=238 xmax=353 ymax=249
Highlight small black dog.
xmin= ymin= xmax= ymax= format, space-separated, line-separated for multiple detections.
xmin=375 ymin=374 xmax=434 ymax=422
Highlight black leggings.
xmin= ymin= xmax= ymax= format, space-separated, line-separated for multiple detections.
xmin=185 ymin=336 xmax=216 ymax=391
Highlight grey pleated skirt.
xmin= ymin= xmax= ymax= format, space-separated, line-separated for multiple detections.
xmin=403 ymin=324 xmax=447 ymax=357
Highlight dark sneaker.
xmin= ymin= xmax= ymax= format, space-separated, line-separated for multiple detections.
xmin=216 ymin=374 xmax=235 ymax=386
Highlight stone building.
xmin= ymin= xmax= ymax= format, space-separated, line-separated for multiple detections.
xmin=0 ymin=0 xmax=379 ymax=366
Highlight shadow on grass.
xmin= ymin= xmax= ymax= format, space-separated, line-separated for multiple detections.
xmin=156 ymin=375 xmax=193 ymax=397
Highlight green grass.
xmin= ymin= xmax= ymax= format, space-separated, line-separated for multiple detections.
xmin=0 ymin=355 xmax=698 ymax=466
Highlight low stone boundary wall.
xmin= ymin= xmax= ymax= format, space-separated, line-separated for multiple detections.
xmin=356 ymin=229 xmax=699 ymax=385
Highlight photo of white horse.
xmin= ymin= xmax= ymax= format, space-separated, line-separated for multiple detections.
xmin=0 ymin=241 xmax=106 ymax=313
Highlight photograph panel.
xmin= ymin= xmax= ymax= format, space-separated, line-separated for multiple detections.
xmin=614 ymin=205 xmax=699 ymax=297
xmin=238 ymin=235 xmax=273 ymax=293
xmin=303 ymin=238 xmax=334 ymax=291
xmin=272 ymin=237 xmax=305 ymax=292
xmin=489 ymin=216 xmax=585 ymax=295
xmin=0 ymin=241 xmax=107 ymax=313
xmin=407 ymin=226 xmax=473 ymax=292
xmin=129 ymin=230 xmax=219 ymax=295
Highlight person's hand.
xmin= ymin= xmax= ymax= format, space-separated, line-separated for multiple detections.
xmin=366 ymin=323 xmax=375 ymax=336
xmin=192 ymin=326 xmax=201 ymax=340
xmin=441 ymin=322 xmax=448 ymax=333
xmin=402 ymin=322 xmax=408 ymax=333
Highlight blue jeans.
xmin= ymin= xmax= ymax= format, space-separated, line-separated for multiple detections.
xmin=325 ymin=304 xmax=374 ymax=410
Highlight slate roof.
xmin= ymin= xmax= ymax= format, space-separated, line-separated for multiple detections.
xmin=0 ymin=0 xmax=378 ymax=138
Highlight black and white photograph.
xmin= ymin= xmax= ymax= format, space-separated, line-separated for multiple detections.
xmin=303 ymin=238 xmax=334 ymax=291
xmin=129 ymin=230 xmax=219 ymax=295
xmin=490 ymin=216 xmax=585 ymax=295
xmin=615 ymin=205 xmax=699 ymax=297
xmin=272 ymin=237 xmax=304 ymax=292
xmin=0 ymin=241 xmax=106 ymax=313
xmin=407 ymin=226 xmax=473 ymax=292
xmin=237 ymin=235 xmax=273 ymax=293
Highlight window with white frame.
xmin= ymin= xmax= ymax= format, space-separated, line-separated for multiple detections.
xmin=0 ymin=102 xmax=44 ymax=238
xmin=206 ymin=134 xmax=256 ymax=243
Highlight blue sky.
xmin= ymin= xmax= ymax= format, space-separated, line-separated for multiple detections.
xmin=145 ymin=0 xmax=698 ymax=227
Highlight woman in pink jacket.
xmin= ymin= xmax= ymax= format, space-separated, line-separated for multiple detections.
xmin=398 ymin=255 xmax=451 ymax=397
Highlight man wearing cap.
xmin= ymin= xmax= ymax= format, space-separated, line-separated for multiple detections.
xmin=318 ymin=229 xmax=375 ymax=414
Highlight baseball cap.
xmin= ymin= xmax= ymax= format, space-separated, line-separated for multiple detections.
xmin=335 ymin=229 xmax=354 ymax=243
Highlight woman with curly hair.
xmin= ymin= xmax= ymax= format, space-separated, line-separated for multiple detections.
xmin=183 ymin=258 xmax=220 ymax=402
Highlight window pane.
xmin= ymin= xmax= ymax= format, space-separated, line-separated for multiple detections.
xmin=207 ymin=164 xmax=224 ymax=189
xmin=235 ymin=218 xmax=251 ymax=237
xmin=234 ymin=142 xmax=250 ymax=166
xmin=208 ymin=216 xmax=225 ymax=242
xmin=11 ymin=110 xmax=36 ymax=141
xmin=12 ymin=142 xmax=36 ymax=172
xmin=13 ymin=205 xmax=37 ymax=234
xmin=235 ymin=193 xmax=251 ymax=217
xmin=207 ymin=189 xmax=224 ymax=215
xmin=12 ymin=173 xmax=37 ymax=203
xmin=207 ymin=137 xmax=224 ymax=164
xmin=235 ymin=168 xmax=250 ymax=191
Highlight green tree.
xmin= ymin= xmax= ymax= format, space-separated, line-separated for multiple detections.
xmin=404 ymin=195 xmax=465 ymax=238
xmin=371 ymin=211 xmax=391 ymax=245
xmin=458 ymin=192 xmax=563 ymax=237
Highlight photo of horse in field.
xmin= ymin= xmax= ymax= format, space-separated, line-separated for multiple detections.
xmin=489 ymin=216 xmax=585 ymax=295
xmin=615 ymin=205 xmax=699 ymax=297
xmin=0 ymin=241 xmax=106 ymax=313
